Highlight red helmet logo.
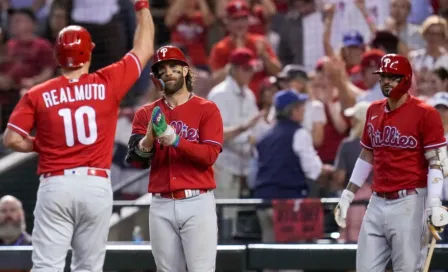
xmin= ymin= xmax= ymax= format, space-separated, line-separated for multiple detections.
xmin=373 ymin=54 xmax=413 ymax=100
xmin=151 ymin=45 xmax=188 ymax=74
xmin=55 ymin=25 xmax=95 ymax=69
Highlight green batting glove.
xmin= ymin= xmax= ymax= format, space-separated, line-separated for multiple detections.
xmin=151 ymin=106 xmax=168 ymax=137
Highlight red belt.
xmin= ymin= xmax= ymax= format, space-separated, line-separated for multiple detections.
xmin=158 ymin=189 xmax=208 ymax=200
xmin=374 ymin=189 xmax=417 ymax=200
xmin=42 ymin=168 xmax=109 ymax=179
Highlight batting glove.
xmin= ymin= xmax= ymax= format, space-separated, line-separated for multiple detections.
xmin=427 ymin=197 xmax=448 ymax=240
xmin=151 ymin=106 xmax=179 ymax=147
xmin=334 ymin=189 xmax=355 ymax=229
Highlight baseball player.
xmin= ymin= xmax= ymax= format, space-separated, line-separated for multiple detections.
xmin=2 ymin=1 xmax=154 ymax=270
xmin=126 ymin=45 xmax=224 ymax=272
xmin=334 ymin=54 xmax=448 ymax=271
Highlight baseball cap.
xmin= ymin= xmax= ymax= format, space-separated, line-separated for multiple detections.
xmin=350 ymin=49 xmax=386 ymax=74
xmin=229 ymin=48 xmax=257 ymax=69
xmin=277 ymin=64 xmax=309 ymax=81
xmin=7 ymin=7 xmax=36 ymax=21
xmin=226 ymin=0 xmax=249 ymax=19
xmin=274 ymin=89 xmax=308 ymax=112
xmin=429 ymin=92 xmax=448 ymax=108
xmin=343 ymin=101 xmax=371 ymax=121
xmin=343 ymin=30 xmax=364 ymax=47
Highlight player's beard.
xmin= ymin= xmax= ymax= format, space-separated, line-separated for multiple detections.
xmin=381 ymin=85 xmax=392 ymax=97
xmin=163 ymin=75 xmax=185 ymax=96
xmin=0 ymin=221 xmax=22 ymax=241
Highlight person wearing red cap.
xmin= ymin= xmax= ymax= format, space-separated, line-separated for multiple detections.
xmin=334 ymin=54 xmax=448 ymax=271
xmin=323 ymin=49 xmax=386 ymax=111
xmin=207 ymin=47 xmax=264 ymax=237
xmin=2 ymin=1 xmax=155 ymax=270
xmin=127 ymin=44 xmax=224 ymax=271
xmin=209 ymin=0 xmax=281 ymax=101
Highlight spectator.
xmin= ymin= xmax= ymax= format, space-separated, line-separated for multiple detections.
xmin=207 ymin=47 xmax=263 ymax=237
xmin=40 ymin=0 xmax=70 ymax=45
xmin=247 ymin=76 xmax=279 ymax=190
xmin=0 ymin=7 xmax=56 ymax=131
xmin=417 ymin=67 xmax=448 ymax=97
xmin=215 ymin=0 xmax=277 ymax=36
xmin=0 ymin=195 xmax=31 ymax=246
xmin=383 ymin=0 xmax=425 ymax=51
xmin=309 ymin=60 xmax=349 ymax=166
xmin=278 ymin=0 xmax=325 ymax=71
xmin=409 ymin=15 xmax=448 ymax=72
xmin=370 ymin=30 xmax=409 ymax=56
xmin=275 ymin=64 xmax=326 ymax=147
xmin=326 ymin=49 xmax=385 ymax=109
xmin=209 ymin=0 xmax=281 ymax=101
xmin=255 ymin=90 xmax=329 ymax=246
xmin=165 ymin=0 xmax=215 ymax=70
xmin=333 ymin=101 xmax=371 ymax=243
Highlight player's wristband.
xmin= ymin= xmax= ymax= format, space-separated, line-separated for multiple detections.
xmin=349 ymin=158 xmax=372 ymax=187
xmin=134 ymin=1 xmax=149 ymax=12
xmin=428 ymin=168 xmax=444 ymax=199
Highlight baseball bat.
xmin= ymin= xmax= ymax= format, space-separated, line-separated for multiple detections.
xmin=423 ymin=236 xmax=437 ymax=272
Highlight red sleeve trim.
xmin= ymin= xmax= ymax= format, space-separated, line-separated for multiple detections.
xmin=7 ymin=123 xmax=30 ymax=137
xmin=424 ymin=142 xmax=447 ymax=150
xmin=127 ymin=52 xmax=142 ymax=76
xmin=360 ymin=141 xmax=373 ymax=150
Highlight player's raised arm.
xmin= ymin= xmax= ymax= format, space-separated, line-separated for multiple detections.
xmin=130 ymin=0 xmax=155 ymax=68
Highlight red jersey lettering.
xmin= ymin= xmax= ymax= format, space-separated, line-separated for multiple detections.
xmin=7 ymin=52 xmax=142 ymax=175
xmin=360 ymin=96 xmax=446 ymax=193
xmin=131 ymin=96 xmax=223 ymax=193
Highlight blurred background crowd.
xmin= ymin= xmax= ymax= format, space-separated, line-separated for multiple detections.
xmin=2 ymin=0 xmax=448 ymax=252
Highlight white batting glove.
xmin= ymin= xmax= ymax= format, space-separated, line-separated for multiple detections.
xmin=334 ymin=189 xmax=355 ymax=229
xmin=427 ymin=197 xmax=448 ymax=240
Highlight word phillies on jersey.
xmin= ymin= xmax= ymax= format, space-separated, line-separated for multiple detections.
xmin=42 ymin=83 xmax=106 ymax=108
xmin=170 ymin=120 xmax=199 ymax=142
xmin=367 ymin=123 xmax=418 ymax=148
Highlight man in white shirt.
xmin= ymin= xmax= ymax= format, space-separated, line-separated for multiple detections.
xmin=207 ymin=47 xmax=264 ymax=238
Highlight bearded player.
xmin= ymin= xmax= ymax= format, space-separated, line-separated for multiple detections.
xmin=2 ymin=1 xmax=154 ymax=270
xmin=334 ymin=54 xmax=448 ymax=271
xmin=126 ymin=45 xmax=223 ymax=271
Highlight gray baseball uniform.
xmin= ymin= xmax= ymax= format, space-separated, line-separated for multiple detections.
xmin=356 ymin=188 xmax=429 ymax=271
xmin=32 ymin=170 xmax=112 ymax=271
xmin=149 ymin=191 xmax=217 ymax=271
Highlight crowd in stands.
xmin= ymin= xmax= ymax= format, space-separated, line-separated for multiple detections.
xmin=2 ymin=0 xmax=448 ymax=246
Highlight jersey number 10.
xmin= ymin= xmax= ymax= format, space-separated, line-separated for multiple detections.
xmin=58 ymin=106 xmax=98 ymax=147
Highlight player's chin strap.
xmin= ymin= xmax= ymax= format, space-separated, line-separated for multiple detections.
xmin=425 ymin=146 xmax=448 ymax=240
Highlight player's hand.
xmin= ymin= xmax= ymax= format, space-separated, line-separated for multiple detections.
xmin=427 ymin=197 xmax=448 ymax=240
xmin=151 ymin=106 xmax=180 ymax=147
xmin=334 ymin=189 xmax=355 ymax=228
xmin=150 ymin=73 xmax=165 ymax=91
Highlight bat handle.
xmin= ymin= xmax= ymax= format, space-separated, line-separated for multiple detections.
xmin=423 ymin=236 xmax=437 ymax=272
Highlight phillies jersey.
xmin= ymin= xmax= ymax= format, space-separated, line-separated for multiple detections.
xmin=361 ymin=96 xmax=446 ymax=193
xmin=131 ymin=95 xmax=223 ymax=193
xmin=7 ymin=52 xmax=142 ymax=175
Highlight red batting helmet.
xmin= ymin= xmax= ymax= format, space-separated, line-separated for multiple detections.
xmin=152 ymin=45 xmax=188 ymax=73
xmin=55 ymin=25 xmax=95 ymax=69
xmin=373 ymin=54 xmax=413 ymax=100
